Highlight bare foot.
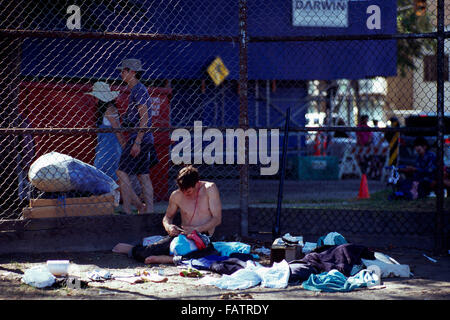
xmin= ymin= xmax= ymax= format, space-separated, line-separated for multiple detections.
xmin=138 ymin=203 xmax=153 ymax=214
xmin=144 ymin=255 xmax=174 ymax=264
xmin=137 ymin=203 xmax=148 ymax=214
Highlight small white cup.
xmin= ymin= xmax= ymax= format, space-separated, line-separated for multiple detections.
xmin=46 ymin=260 xmax=70 ymax=276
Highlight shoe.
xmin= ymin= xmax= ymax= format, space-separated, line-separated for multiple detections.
xmin=282 ymin=233 xmax=299 ymax=245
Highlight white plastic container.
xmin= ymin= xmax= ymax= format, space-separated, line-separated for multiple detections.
xmin=46 ymin=260 xmax=70 ymax=276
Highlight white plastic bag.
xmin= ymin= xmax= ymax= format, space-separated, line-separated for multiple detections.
xmin=22 ymin=265 xmax=56 ymax=288
xmin=199 ymin=266 xmax=262 ymax=290
xmin=362 ymin=252 xmax=411 ymax=278
xmin=199 ymin=260 xmax=290 ymax=290
xmin=256 ymin=260 xmax=290 ymax=289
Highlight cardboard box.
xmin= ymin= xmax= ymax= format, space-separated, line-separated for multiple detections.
xmin=29 ymin=194 xmax=114 ymax=207
xmin=270 ymin=245 xmax=303 ymax=263
xmin=22 ymin=195 xmax=115 ymax=219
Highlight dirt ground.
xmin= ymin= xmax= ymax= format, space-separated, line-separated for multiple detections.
xmin=1 ymin=240 xmax=449 ymax=302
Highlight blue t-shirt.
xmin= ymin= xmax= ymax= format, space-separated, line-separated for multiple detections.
xmin=123 ymin=82 xmax=154 ymax=144
xmin=414 ymin=150 xmax=437 ymax=182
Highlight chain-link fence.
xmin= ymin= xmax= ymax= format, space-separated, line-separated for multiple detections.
xmin=0 ymin=0 xmax=448 ymax=252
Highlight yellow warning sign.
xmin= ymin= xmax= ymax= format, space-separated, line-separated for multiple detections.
xmin=207 ymin=57 xmax=229 ymax=86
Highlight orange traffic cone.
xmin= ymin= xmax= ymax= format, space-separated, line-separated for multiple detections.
xmin=358 ymin=174 xmax=370 ymax=199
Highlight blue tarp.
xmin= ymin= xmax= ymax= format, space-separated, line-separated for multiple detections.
xmin=20 ymin=0 xmax=397 ymax=81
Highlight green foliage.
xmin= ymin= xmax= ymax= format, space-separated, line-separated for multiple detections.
xmin=397 ymin=0 xmax=434 ymax=76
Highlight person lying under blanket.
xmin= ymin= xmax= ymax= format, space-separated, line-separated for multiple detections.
xmin=113 ymin=165 xmax=222 ymax=264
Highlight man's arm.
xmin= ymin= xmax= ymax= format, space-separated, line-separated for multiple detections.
xmin=162 ymin=191 xmax=183 ymax=236
xmin=207 ymin=182 xmax=222 ymax=227
xmin=105 ymin=106 xmax=126 ymax=148
xmin=130 ymin=103 xmax=149 ymax=157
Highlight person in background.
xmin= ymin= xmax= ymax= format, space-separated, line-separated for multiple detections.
xmin=371 ymin=120 xmax=383 ymax=147
xmin=399 ymin=136 xmax=437 ymax=199
xmin=356 ymin=115 xmax=373 ymax=147
xmin=356 ymin=115 xmax=373 ymax=174
xmin=333 ymin=118 xmax=349 ymax=138
xmin=115 ymin=58 xmax=154 ymax=214
xmin=86 ymin=81 xmax=124 ymax=181
xmin=369 ymin=119 xmax=385 ymax=180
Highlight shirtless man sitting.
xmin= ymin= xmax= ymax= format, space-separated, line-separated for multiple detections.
xmin=112 ymin=165 xmax=222 ymax=264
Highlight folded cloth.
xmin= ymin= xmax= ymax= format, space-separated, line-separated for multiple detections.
xmin=212 ymin=241 xmax=251 ymax=256
xmin=187 ymin=230 xmax=210 ymax=250
xmin=302 ymin=268 xmax=380 ymax=292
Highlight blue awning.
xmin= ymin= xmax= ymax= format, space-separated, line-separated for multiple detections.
xmin=20 ymin=0 xmax=397 ymax=80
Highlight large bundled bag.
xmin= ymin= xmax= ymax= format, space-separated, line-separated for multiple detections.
xmin=28 ymin=152 xmax=118 ymax=194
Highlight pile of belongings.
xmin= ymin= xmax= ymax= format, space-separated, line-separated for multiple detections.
xmin=167 ymin=234 xmax=261 ymax=277
xmin=175 ymin=238 xmax=288 ymax=290
xmin=290 ymin=233 xmax=411 ymax=292
xmin=189 ymin=232 xmax=411 ymax=292
xmin=144 ymin=233 xmax=274 ymax=288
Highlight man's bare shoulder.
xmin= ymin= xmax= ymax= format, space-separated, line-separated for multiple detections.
xmin=202 ymin=181 xmax=218 ymax=190
xmin=202 ymin=181 xmax=220 ymax=197
xmin=169 ymin=189 xmax=183 ymax=202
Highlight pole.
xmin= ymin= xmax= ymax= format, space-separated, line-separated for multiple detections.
xmin=273 ymin=107 xmax=290 ymax=240
xmin=435 ymin=0 xmax=445 ymax=255
xmin=238 ymin=0 xmax=249 ymax=238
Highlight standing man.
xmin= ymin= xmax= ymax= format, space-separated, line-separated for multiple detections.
xmin=116 ymin=58 xmax=154 ymax=214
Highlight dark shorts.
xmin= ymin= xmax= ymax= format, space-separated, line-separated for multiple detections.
xmin=118 ymin=139 xmax=153 ymax=176
xmin=132 ymin=236 xmax=173 ymax=263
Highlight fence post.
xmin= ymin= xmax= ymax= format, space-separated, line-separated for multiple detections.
xmin=238 ymin=0 xmax=249 ymax=237
xmin=435 ymin=0 xmax=445 ymax=255
xmin=273 ymin=107 xmax=290 ymax=240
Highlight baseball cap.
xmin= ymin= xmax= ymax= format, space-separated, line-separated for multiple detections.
xmin=116 ymin=58 xmax=144 ymax=72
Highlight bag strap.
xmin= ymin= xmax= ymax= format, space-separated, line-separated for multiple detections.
xmin=188 ymin=188 xmax=199 ymax=225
